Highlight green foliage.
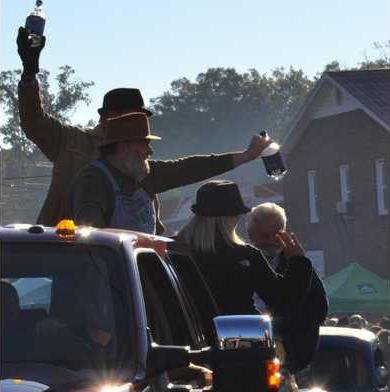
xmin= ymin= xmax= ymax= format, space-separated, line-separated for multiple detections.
xmin=359 ymin=41 xmax=390 ymax=69
xmin=322 ymin=41 xmax=390 ymax=73
xmin=323 ymin=61 xmax=342 ymax=72
xmin=0 ymin=66 xmax=94 ymax=155
xmin=53 ymin=65 xmax=94 ymax=121
xmin=0 ymin=70 xmax=24 ymax=152
xmin=151 ymin=67 xmax=314 ymax=157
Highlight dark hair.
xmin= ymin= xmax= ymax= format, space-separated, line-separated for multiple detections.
xmin=381 ymin=316 xmax=390 ymax=330
xmin=99 ymin=143 xmax=118 ymax=159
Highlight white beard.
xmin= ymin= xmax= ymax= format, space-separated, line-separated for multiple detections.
xmin=125 ymin=155 xmax=150 ymax=182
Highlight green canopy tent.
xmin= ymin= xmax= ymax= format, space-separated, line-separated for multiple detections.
xmin=324 ymin=262 xmax=390 ymax=314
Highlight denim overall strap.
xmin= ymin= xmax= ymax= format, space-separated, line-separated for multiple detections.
xmin=90 ymin=160 xmax=156 ymax=234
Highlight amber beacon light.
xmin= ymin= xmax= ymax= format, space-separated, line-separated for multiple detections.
xmin=56 ymin=219 xmax=76 ymax=239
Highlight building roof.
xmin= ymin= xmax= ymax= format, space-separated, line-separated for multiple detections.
xmin=327 ymin=69 xmax=390 ymax=128
xmin=282 ymin=68 xmax=390 ymax=156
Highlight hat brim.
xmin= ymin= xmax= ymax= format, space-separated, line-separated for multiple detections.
xmin=99 ymin=133 xmax=161 ymax=147
xmin=146 ymin=134 xmax=161 ymax=140
xmin=191 ymin=204 xmax=251 ymax=217
xmin=98 ymin=107 xmax=153 ymax=117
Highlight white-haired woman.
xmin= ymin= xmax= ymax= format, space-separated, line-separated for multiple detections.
xmin=174 ymin=180 xmax=313 ymax=316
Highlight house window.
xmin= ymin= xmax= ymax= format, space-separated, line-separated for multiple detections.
xmin=308 ymin=170 xmax=319 ymax=223
xmin=376 ymin=159 xmax=388 ymax=216
xmin=339 ymin=164 xmax=351 ymax=202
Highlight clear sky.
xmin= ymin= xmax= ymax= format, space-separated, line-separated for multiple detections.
xmin=1 ymin=0 xmax=389 ymax=125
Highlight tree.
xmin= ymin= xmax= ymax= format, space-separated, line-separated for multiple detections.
xmin=150 ymin=67 xmax=314 ymax=157
xmin=322 ymin=41 xmax=390 ymax=73
xmin=0 ymin=65 xmax=95 ymax=155
xmin=359 ymin=41 xmax=390 ymax=70
xmin=0 ymin=66 xmax=95 ymax=225
xmin=323 ymin=61 xmax=342 ymax=72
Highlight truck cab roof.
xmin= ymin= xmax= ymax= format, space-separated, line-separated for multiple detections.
xmin=0 ymin=223 xmax=171 ymax=254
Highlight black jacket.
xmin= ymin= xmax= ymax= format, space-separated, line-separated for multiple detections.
xmin=274 ymin=253 xmax=328 ymax=373
xmin=276 ymin=254 xmax=328 ymax=324
xmin=183 ymin=240 xmax=313 ymax=316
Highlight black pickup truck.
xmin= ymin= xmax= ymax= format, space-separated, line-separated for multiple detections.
xmin=0 ymin=222 xmax=280 ymax=392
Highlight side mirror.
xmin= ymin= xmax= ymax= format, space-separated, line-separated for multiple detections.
xmin=376 ymin=366 xmax=389 ymax=388
xmin=147 ymin=314 xmax=278 ymax=392
xmin=211 ymin=315 xmax=279 ymax=392
xmin=213 ymin=314 xmax=274 ymax=350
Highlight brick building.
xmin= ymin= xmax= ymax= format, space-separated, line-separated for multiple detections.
xmin=282 ymin=69 xmax=390 ymax=279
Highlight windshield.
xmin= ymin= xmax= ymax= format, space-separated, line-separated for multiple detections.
xmin=1 ymin=242 xmax=131 ymax=371
xmin=296 ymin=346 xmax=370 ymax=391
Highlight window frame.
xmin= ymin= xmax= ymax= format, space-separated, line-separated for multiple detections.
xmin=308 ymin=170 xmax=319 ymax=223
xmin=135 ymin=249 xmax=206 ymax=349
xmin=339 ymin=164 xmax=351 ymax=203
xmin=375 ymin=158 xmax=388 ymax=216
xmin=165 ymin=251 xmax=219 ymax=346
xmin=134 ymin=250 xmax=213 ymax=389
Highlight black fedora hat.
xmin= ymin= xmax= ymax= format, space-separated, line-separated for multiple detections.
xmin=191 ymin=180 xmax=251 ymax=217
xmin=98 ymin=88 xmax=153 ymax=117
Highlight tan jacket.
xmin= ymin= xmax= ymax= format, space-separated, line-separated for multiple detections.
xmin=18 ymin=79 xmax=166 ymax=232
xmin=18 ymin=78 xmax=102 ymax=227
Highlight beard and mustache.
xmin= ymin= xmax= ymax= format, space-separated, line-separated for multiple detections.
xmin=124 ymin=153 xmax=151 ymax=182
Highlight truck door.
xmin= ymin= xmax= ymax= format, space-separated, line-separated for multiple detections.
xmin=135 ymin=250 xmax=210 ymax=389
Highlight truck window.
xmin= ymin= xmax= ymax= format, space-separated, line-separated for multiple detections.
xmin=166 ymin=252 xmax=219 ymax=346
xmin=1 ymin=242 xmax=131 ymax=371
xmin=11 ymin=277 xmax=52 ymax=312
xmin=136 ymin=251 xmax=195 ymax=347
xmin=306 ymin=347 xmax=369 ymax=388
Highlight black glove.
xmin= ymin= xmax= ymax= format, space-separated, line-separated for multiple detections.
xmin=17 ymin=26 xmax=46 ymax=76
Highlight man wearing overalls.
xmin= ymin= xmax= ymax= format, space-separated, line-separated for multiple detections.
xmin=66 ymin=112 xmax=271 ymax=234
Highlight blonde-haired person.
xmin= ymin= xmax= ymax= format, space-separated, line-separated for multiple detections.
xmin=174 ymin=180 xmax=313 ymax=316
xmin=176 ymin=212 xmax=244 ymax=254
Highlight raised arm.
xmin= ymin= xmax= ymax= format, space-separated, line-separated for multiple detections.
xmin=246 ymin=244 xmax=313 ymax=313
xmin=17 ymin=27 xmax=73 ymax=162
xmin=142 ymin=134 xmax=271 ymax=194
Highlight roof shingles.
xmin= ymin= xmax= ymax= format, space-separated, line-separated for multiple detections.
xmin=326 ymin=69 xmax=390 ymax=128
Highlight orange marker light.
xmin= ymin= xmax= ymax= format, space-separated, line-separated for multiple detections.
xmin=266 ymin=358 xmax=281 ymax=390
xmin=56 ymin=219 xmax=76 ymax=240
